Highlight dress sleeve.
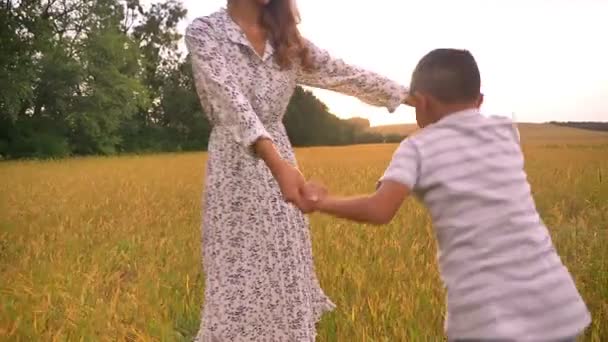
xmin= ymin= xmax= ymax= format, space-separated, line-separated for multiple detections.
xmin=296 ymin=39 xmax=410 ymax=113
xmin=185 ymin=19 xmax=271 ymax=153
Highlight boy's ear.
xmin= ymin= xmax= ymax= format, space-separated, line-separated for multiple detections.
xmin=477 ymin=93 xmax=484 ymax=108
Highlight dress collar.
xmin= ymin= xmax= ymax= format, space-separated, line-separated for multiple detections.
xmin=219 ymin=8 xmax=274 ymax=61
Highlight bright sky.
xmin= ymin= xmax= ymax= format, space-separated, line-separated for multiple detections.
xmin=178 ymin=0 xmax=608 ymax=126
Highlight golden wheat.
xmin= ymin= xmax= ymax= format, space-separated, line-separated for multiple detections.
xmin=1 ymin=137 xmax=607 ymax=341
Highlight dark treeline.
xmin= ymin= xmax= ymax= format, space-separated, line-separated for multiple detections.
xmin=549 ymin=121 xmax=608 ymax=132
xmin=0 ymin=0 xmax=402 ymax=160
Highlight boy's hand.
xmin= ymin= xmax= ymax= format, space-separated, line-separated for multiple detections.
xmin=301 ymin=181 xmax=328 ymax=211
xmin=301 ymin=180 xmax=410 ymax=225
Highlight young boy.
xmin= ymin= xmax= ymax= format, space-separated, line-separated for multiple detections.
xmin=304 ymin=49 xmax=591 ymax=341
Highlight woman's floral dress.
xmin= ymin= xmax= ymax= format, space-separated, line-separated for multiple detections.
xmin=185 ymin=8 xmax=409 ymax=342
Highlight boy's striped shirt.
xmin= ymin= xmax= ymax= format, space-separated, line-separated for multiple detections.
xmin=379 ymin=109 xmax=591 ymax=340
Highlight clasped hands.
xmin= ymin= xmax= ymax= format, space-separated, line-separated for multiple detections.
xmin=274 ymin=162 xmax=326 ymax=213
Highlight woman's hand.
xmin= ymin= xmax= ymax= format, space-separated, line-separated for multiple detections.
xmin=274 ymin=161 xmax=305 ymax=203
xmin=253 ymin=138 xmax=313 ymax=212
xmin=301 ymin=181 xmax=328 ymax=203
xmin=403 ymin=93 xmax=416 ymax=107
xmin=275 ymin=162 xmax=329 ymax=213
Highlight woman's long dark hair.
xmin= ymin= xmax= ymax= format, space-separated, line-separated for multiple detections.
xmin=260 ymin=0 xmax=313 ymax=70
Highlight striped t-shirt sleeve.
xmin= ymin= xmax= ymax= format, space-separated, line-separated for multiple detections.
xmin=378 ymin=139 xmax=421 ymax=191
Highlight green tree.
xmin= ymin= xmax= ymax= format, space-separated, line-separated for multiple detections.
xmin=0 ymin=0 xmax=399 ymax=160
xmin=70 ymin=25 xmax=148 ymax=154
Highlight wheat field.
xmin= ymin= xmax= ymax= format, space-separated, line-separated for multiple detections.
xmin=1 ymin=126 xmax=607 ymax=341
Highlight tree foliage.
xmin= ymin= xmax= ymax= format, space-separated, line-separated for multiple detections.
xmin=0 ymin=0 xmax=400 ymax=159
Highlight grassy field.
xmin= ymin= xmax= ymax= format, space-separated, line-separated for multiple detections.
xmin=1 ymin=125 xmax=607 ymax=341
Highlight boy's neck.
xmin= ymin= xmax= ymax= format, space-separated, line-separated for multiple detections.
xmin=435 ymin=103 xmax=480 ymax=121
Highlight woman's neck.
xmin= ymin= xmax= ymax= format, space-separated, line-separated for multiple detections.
xmin=227 ymin=0 xmax=264 ymax=30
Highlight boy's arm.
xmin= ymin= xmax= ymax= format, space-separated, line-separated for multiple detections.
xmin=308 ymin=138 xmax=420 ymax=224
xmin=315 ymin=180 xmax=410 ymax=225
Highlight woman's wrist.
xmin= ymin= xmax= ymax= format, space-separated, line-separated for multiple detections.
xmin=254 ymin=138 xmax=290 ymax=177
xmin=268 ymin=157 xmax=291 ymax=179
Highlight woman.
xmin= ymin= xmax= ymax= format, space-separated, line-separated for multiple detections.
xmin=185 ymin=0 xmax=411 ymax=340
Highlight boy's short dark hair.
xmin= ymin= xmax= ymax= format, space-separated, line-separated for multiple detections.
xmin=410 ymin=48 xmax=481 ymax=104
